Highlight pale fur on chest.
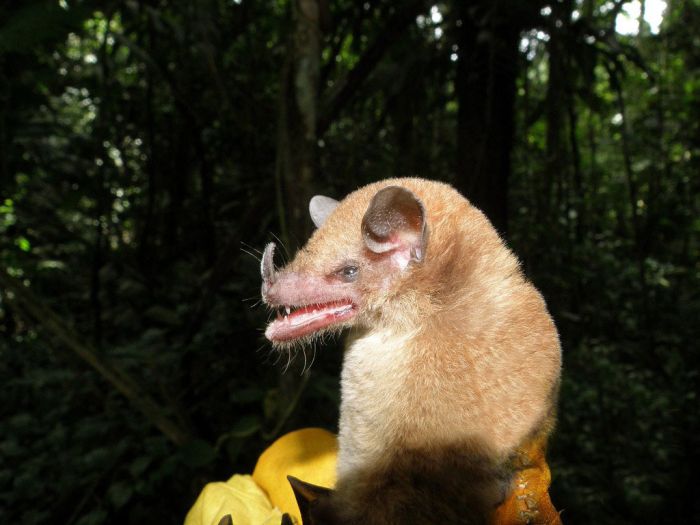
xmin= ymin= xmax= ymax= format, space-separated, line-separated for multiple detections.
xmin=336 ymin=309 xmax=558 ymax=481
xmin=337 ymin=326 xmax=415 ymax=479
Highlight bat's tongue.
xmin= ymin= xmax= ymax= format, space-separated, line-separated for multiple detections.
xmin=265 ymin=300 xmax=355 ymax=342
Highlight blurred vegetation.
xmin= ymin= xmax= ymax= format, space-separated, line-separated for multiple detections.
xmin=0 ymin=0 xmax=698 ymax=524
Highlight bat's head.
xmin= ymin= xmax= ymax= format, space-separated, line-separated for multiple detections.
xmin=261 ymin=183 xmax=428 ymax=346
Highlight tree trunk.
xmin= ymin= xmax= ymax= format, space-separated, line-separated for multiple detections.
xmin=544 ymin=28 xmax=565 ymax=223
xmin=275 ymin=0 xmax=321 ymax=250
xmin=455 ymin=3 xmax=521 ymax=235
xmin=272 ymin=0 xmax=322 ymax=435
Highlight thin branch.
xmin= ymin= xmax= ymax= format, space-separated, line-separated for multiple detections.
xmin=317 ymin=0 xmax=427 ymax=136
xmin=0 ymin=270 xmax=191 ymax=446
xmin=262 ymin=370 xmax=311 ymax=441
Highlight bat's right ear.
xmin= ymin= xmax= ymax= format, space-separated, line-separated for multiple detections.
xmin=309 ymin=195 xmax=339 ymax=228
xmin=361 ymin=186 xmax=427 ymax=269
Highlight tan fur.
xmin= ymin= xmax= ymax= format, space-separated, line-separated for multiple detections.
xmin=265 ymin=178 xmax=561 ymax=523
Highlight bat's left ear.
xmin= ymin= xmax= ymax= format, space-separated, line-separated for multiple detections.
xmin=309 ymin=195 xmax=339 ymax=228
xmin=362 ymin=186 xmax=427 ymax=269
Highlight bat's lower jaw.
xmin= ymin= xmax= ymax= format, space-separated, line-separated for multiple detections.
xmin=265 ymin=300 xmax=357 ymax=343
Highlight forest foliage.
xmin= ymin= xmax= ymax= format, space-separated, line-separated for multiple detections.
xmin=0 ymin=0 xmax=698 ymax=524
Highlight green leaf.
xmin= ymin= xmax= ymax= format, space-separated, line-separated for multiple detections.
xmin=107 ymin=481 xmax=133 ymax=509
xmin=15 ymin=237 xmax=31 ymax=252
xmin=143 ymin=305 xmax=180 ymax=326
xmin=128 ymin=456 xmax=152 ymax=478
xmin=215 ymin=416 xmax=261 ymax=453
xmin=37 ymin=260 xmax=66 ymax=270
xmin=228 ymin=415 xmax=260 ymax=438
xmin=231 ymin=387 xmax=265 ymax=404
xmin=0 ymin=2 xmax=91 ymax=54
xmin=179 ymin=439 xmax=217 ymax=468
xmin=75 ymin=509 xmax=108 ymax=525
xmin=224 ymin=438 xmax=243 ymax=464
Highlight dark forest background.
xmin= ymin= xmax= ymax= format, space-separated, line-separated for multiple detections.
xmin=1 ymin=0 xmax=698 ymax=524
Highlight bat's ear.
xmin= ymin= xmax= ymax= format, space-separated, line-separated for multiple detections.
xmin=362 ymin=186 xmax=427 ymax=269
xmin=309 ymin=195 xmax=339 ymax=228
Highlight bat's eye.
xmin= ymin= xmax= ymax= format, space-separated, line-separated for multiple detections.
xmin=338 ymin=265 xmax=359 ymax=282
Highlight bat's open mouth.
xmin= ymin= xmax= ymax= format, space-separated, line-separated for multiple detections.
xmin=265 ymin=300 xmax=357 ymax=342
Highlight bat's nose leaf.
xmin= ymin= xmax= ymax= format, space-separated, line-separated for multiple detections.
xmin=261 ymin=242 xmax=277 ymax=285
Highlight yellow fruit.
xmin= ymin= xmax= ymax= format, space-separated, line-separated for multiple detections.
xmin=253 ymin=428 xmax=338 ymax=524
xmin=184 ymin=474 xmax=282 ymax=525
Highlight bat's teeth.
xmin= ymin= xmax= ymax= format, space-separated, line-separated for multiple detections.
xmin=285 ymin=306 xmax=291 ymax=315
